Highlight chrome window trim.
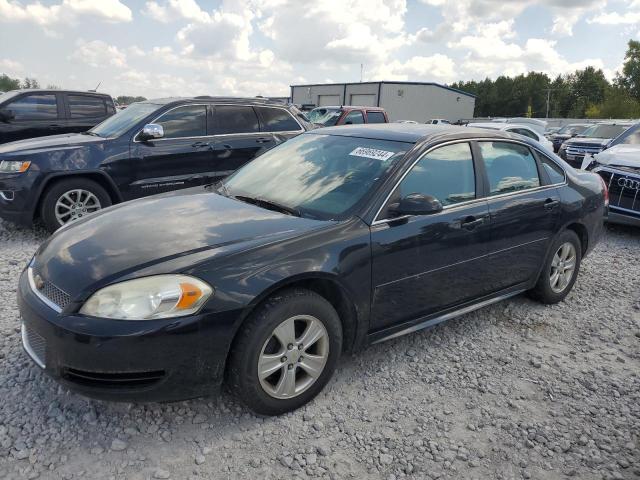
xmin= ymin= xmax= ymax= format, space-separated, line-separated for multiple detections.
xmin=27 ymin=266 xmax=62 ymax=313
xmin=133 ymin=103 xmax=304 ymax=143
xmin=21 ymin=324 xmax=45 ymax=369
xmin=372 ymin=137 xmax=567 ymax=226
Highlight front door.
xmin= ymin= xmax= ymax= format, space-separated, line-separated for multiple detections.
xmin=0 ymin=92 xmax=64 ymax=143
xmin=130 ymin=104 xmax=215 ymax=198
xmin=370 ymin=142 xmax=492 ymax=331
xmin=477 ymin=140 xmax=561 ymax=291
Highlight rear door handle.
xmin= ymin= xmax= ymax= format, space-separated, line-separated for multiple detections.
xmin=192 ymin=141 xmax=209 ymax=148
xmin=256 ymin=137 xmax=273 ymax=144
xmin=460 ymin=216 xmax=484 ymax=230
xmin=544 ymin=198 xmax=560 ymax=210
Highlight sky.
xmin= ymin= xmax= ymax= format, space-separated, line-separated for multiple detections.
xmin=0 ymin=0 xmax=639 ymax=99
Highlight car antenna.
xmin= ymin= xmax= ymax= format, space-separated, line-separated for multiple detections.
xmin=89 ymin=81 xmax=102 ymax=92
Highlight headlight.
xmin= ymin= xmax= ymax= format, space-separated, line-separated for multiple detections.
xmin=0 ymin=160 xmax=31 ymax=173
xmin=80 ymin=275 xmax=213 ymax=320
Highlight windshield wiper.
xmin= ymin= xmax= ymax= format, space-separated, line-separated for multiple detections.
xmin=234 ymin=195 xmax=301 ymax=217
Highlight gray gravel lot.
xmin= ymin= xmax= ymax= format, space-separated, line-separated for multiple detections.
xmin=0 ymin=219 xmax=638 ymax=480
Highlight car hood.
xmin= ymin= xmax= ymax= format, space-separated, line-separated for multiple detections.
xmin=593 ymin=145 xmax=640 ymax=169
xmin=0 ymin=133 xmax=104 ymax=156
xmin=34 ymin=189 xmax=331 ymax=298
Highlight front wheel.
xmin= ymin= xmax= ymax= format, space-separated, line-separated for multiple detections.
xmin=227 ymin=289 xmax=342 ymax=415
xmin=529 ymin=230 xmax=582 ymax=304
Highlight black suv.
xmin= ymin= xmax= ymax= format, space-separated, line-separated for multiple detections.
xmin=0 ymin=89 xmax=116 ymax=144
xmin=0 ymin=97 xmax=313 ymax=231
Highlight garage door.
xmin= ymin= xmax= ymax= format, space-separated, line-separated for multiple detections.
xmin=350 ymin=94 xmax=376 ymax=106
xmin=317 ymin=95 xmax=341 ymax=106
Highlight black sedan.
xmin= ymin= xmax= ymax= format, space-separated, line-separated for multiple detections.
xmin=0 ymin=97 xmax=313 ymax=232
xmin=18 ymin=125 xmax=607 ymax=415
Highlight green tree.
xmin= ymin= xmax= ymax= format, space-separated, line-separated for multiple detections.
xmin=0 ymin=74 xmax=21 ymax=92
xmin=617 ymin=39 xmax=640 ymax=101
xmin=22 ymin=77 xmax=40 ymax=89
xmin=115 ymin=95 xmax=147 ymax=105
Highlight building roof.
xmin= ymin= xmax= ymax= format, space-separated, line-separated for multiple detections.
xmin=140 ymin=96 xmax=294 ymax=106
xmin=290 ymin=81 xmax=476 ymax=99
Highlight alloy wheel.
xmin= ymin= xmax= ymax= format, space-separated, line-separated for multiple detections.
xmin=258 ymin=315 xmax=329 ymax=399
xmin=549 ymin=242 xmax=577 ymax=293
xmin=54 ymin=189 xmax=102 ymax=226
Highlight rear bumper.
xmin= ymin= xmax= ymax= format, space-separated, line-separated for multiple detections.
xmin=17 ymin=268 xmax=239 ymax=402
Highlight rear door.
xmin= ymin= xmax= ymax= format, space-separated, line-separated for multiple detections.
xmin=0 ymin=92 xmax=64 ymax=142
xmin=478 ymin=140 xmax=561 ymax=291
xmin=130 ymin=104 xmax=214 ymax=197
xmin=341 ymin=110 xmax=365 ymax=125
xmin=366 ymin=111 xmax=387 ymax=123
xmin=65 ymin=94 xmax=113 ymax=133
xmin=370 ymin=141 xmax=492 ymax=331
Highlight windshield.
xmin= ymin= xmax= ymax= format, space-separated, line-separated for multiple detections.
xmin=308 ymin=108 xmax=342 ymax=126
xmin=223 ymin=133 xmax=411 ymax=219
xmin=558 ymin=124 xmax=588 ymax=135
xmin=90 ymin=102 xmax=160 ymax=138
xmin=580 ymin=124 xmax=628 ymax=139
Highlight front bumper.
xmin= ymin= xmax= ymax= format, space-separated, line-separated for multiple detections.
xmin=0 ymin=171 xmax=41 ymax=225
xmin=607 ymin=209 xmax=640 ymax=227
xmin=17 ymin=268 xmax=239 ymax=402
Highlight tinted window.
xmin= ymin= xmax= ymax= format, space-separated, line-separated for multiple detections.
xmin=214 ymin=105 xmax=260 ymax=134
xmin=156 ymin=105 xmax=207 ymax=139
xmin=480 ymin=142 xmax=540 ymax=195
xmin=397 ymin=142 xmax=475 ymax=207
xmin=620 ymin=129 xmax=640 ymax=145
xmin=68 ymin=95 xmax=107 ymax=118
xmin=92 ymin=102 xmax=159 ymax=138
xmin=344 ymin=111 xmax=364 ymax=124
xmin=539 ymin=156 xmax=565 ymax=184
xmin=367 ymin=111 xmax=386 ymax=123
xmin=256 ymin=107 xmax=300 ymax=132
xmin=7 ymin=94 xmax=58 ymax=120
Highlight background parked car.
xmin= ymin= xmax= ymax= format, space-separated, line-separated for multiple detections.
xmin=0 ymin=97 xmax=313 ymax=232
xmin=558 ymin=122 xmax=633 ymax=167
xmin=0 ymin=89 xmax=116 ymax=144
xmin=549 ymin=123 xmax=591 ymax=152
xmin=467 ymin=122 xmax=553 ymax=150
xmin=307 ymin=106 xmax=388 ymax=126
xmin=427 ymin=118 xmax=451 ymax=124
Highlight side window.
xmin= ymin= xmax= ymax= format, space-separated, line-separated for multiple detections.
xmin=155 ymin=105 xmax=207 ymax=139
xmin=508 ymin=128 xmax=537 ymax=140
xmin=256 ymin=106 xmax=300 ymax=132
xmin=539 ymin=155 xmax=566 ymax=184
xmin=480 ymin=142 xmax=540 ymax=195
xmin=7 ymin=94 xmax=58 ymax=120
xmin=366 ymin=111 xmax=386 ymax=123
xmin=68 ymin=95 xmax=107 ymax=118
xmin=395 ymin=142 xmax=475 ymax=207
xmin=344 ymin=111 xmax=364 ymax=124
xmin=214 ymin=105 xmax=260 ymax=134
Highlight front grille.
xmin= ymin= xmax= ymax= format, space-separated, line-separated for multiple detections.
xmin=30 ymin=266 xmax=71 ymax=310
xmin=566 ymin=144 xmax=604 ymax=158
xmin=597 ymin=169 xmax=640 ymax=217
xmin=62 ymin=368 xmax=165 ymax=388
xmin=22 ymin=324 xmax=46 ymax=368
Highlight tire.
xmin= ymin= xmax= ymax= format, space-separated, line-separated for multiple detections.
xmin=227 ymin=289 xmax=343 ymax=416
xmin=529 ymin=230 xmax=582 ymax=304
xmin=40 ymin=178 xmax=112 ymax=232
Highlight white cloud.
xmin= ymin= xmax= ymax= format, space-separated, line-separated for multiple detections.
xmin=142 ymin=0 xmax=209 ymax=23
xmin=589 ymin=11 xmax=640 ymax=25
xmin=0 ymin=59 xmax=24 ymax=76
xmin=372 ymin=54 xmax=457 ymax=82
xmin=0 ymin=0 xmax=132 ymax=25
xmin=69 ymin=40 xmax=128 ymax=68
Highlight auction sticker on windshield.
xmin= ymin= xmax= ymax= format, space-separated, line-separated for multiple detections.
xmin=349 ymin=147 xmax=396 ymax=161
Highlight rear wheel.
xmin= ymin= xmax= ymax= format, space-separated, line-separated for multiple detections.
xmin=227 ymin=289 xmax=342 ymax=415
xmin=529 ymin=230 xmax=582 ymax=304
xmin=40 ymin=178 xmax=112 ymax=232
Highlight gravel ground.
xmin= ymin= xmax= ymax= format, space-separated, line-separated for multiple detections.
xmin=0 ymin=219 xmax=638 ymax=480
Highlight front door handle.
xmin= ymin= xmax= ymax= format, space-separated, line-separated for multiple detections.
xmin=192 ymin=141 xmax=209 ymax=148
xmin=460 ymin=216 xmax=484 ymax=230
xmin=544 ymin=198 xmax=560 ymax=210
xmin=256 ymin=137 xmax=272 ymax=144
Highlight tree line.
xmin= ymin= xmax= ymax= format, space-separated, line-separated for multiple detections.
xmin=450 ymin=40 xmax=640 ymax=119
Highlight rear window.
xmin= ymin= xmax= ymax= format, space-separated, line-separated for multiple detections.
xmin=367 ymin=111 xmax=386 ymax=123
xmin=256 ymin=106 xmax=300 ymax=132
xmin=68 ymin=95 xmax=107 ymax=118
xmin=214 ymin=105 xmax=260 ymax=134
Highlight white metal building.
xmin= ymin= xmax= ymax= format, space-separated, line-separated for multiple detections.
xmin=290 ymin=81 xmax=476 ymax=123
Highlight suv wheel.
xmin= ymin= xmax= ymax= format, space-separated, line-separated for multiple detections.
xmin=227 ymin=289 xmax=342 ymax=415
xmin=40 ymin=178 xmax=112 ymax=232
xmin=529 ymin=230 xmax=582 ymax=304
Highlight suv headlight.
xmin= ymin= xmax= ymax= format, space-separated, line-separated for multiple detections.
xmin=0 ymin=160 xmax=31 ymax=173
xmin=80 ymin=275 xmax=213 ymax=320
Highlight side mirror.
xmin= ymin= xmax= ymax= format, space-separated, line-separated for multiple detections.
xmin=391 ymin=193 xmax=443 ymax=217
xmin=140 ymin=123 xmax=164 ymax=140
xmin=0 ymin=109 xmax=14 ymax=122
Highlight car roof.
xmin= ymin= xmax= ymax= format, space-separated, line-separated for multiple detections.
xmin=140 ymin=96 xmax=293 ymax=107
xmin=4 ymin=88 xmax=110 ymax=96
xmin=307 ymin=123 xmax=521 ymax=144
xmin=311 ymin=105 xmax=385 ymax=111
